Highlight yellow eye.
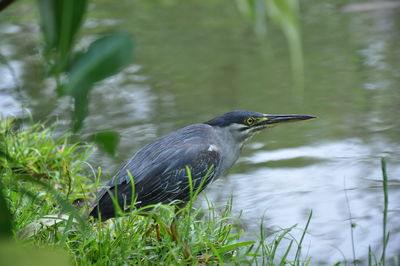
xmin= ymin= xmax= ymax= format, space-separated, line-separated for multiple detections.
xmin=245 ymin=117 xmax=255 ymax=125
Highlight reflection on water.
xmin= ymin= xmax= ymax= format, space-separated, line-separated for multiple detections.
xmin=1 ymin=0 xmax=399 ymax=264
xmin=203 ymin=140 xmax=400 ymax=264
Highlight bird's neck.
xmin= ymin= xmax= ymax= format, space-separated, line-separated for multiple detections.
xmin=212 ymin=126 xmax=246 ymax=173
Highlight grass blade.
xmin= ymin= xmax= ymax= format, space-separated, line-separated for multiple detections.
xmin=217 ymin=241 xmax=255 ymax=254
xmin=380 ymin=158 xmax=389 ymax=266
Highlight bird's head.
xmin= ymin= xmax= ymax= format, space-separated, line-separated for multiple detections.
xmin=205 ymin=110 xmax=316 ymax=142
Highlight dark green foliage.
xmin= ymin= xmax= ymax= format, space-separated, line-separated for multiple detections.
xmin=64 ymin=32 xmax=134 ymax=98
xmin=38 ymin=0 xmax=88 ymax=72
xmin=38 ymin=0 xmax=88 ymax=55
xmin=0 ymin=180 xmax=13 ymax=238
xmin=36 ymin=0 xmax=134 ymax=150
xmin=63 ymin=32 xmax=134 ymax=131
xmin=89 ymin=131 xmax=120 ymax=157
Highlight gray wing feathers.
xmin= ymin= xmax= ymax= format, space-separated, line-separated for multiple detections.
xmin=95 ymin=124 xmax=221 ymax=207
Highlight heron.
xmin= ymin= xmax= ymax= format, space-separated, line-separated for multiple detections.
xmin=89 ymin=110 xmax=315 ymax=221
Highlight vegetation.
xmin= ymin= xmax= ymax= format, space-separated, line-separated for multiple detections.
xmin=36 ymin=0 xmax=134 ymax=134
xmin=0 ymin=119 xmax=315 ymax=265
xmin=236 ymin=0 xmax=303 ymax=87
xmin=1 ymin=0 xmax=134 ymax=156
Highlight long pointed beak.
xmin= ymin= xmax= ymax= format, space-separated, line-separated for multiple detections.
xmin=264 ymin=114 xmax=317 ymax=125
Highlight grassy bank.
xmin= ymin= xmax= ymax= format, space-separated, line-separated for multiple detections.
xmin=0 ymin=119 xmax=313 ymax=265
xmin=1 ymin=119 xmax=397 ymax=265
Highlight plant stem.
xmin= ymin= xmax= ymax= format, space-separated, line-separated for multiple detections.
xmin=380 ymin=158 xmax=389 ymax=266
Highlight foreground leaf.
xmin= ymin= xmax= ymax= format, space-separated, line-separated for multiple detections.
xmin=0 ymin=240 xmax=70 ymax=266
xmin=64 ymin=32 xmax=134 ymax=97
xmin=37 ymin=0 xmax=88 ymax=66
xmin=89 ymin=131 xmax=120 ymax=156
xmin=64 ymin=32 xmax=134 ymax=131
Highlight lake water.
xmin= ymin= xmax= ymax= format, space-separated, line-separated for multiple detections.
xmin=1 ymin=0 xmax=399 ymax=264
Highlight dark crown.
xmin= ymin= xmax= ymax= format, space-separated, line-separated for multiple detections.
xmin=205 ymin=110 xmax=264 ymax=127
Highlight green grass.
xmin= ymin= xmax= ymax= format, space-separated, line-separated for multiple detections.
xmin=0 ymin=119 xmax=396 ymax=265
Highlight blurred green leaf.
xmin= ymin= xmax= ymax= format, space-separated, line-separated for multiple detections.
xmin=89 ymin=131 xmax=120 ymax=156
xmin=236 ymin=0 xmax=255 ymax=18
xmin=37 ymin=0 xmax=88 ymax=61
xmin=72 ymin=90 xmax=89 ymax=132
xmin=236 ymin=0 xmax=303 ymax=88
xmin=0 ymin=149 xmax=14 ymax=163
xmin=236 ymin=0 xmax=267 ymax=35
xmin=65 ymin=32 xmax=134 ymax=97
xmin=266 ymin=0 xmax=303 ymax=86
xmin=64 ymin=32 xmax=134 ymax=131
xmin=0 ymin=180 xmax=13 ymax=238
xmin=0 ymin=240 xmax=71 ymax=266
